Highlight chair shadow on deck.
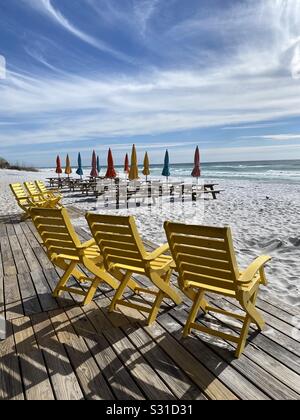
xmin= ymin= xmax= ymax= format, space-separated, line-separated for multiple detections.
xmin=0 ymin=294 xmax=243 ymax=400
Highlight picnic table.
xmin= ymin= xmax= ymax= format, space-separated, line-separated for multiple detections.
xmin=203 ymin=183 xmax=221 ymax=199
xmin=46 ymin=177 xmax=74 ymax=189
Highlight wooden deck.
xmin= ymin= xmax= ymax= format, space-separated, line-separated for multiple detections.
xmin=0 ymin=208 xmax=299 ymax=400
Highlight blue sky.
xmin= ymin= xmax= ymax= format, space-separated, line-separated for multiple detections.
xmin=1 ymin=0 xmax=300 ymax=167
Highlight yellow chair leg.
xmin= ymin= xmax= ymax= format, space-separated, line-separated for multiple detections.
xmin=109 ymin=271 xmax=133 ymax=313
xmin=110 ymin=268 xmax=139 ymax=292
xmin=53 ymin=261 xmax=77 ymax=297
xmin=183 ymin=289 xmax=205 ymax=337
xmin=83 ymin=257 xmax=120 ymax=291
xmin=147 ymin=292 xmax=165 ymax=325
xmin=236 ymin=289 xmax=261 ymax=358
xmin=150 ymin=271 xmax=182 ymax=305
xmin=82 ymin=277 xmax=102 ymax=306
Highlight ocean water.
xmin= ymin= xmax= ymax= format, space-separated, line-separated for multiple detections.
xmin=147 ymin=160 xmax=300 ymax=183
xmin=44 ymin=159 xmax=300 ymax=183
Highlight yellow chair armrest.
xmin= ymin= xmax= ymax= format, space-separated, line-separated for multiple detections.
xmin=144 ymin=243 xmax=170 ymax=261
xmin=79 ymin=239 xmax=96 ymax=249
xmin=238 ymin=256 xmax=272 ymax=285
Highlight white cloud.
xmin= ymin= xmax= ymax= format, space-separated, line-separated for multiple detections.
xmin=242 ymin=134 xmax=300 ymax=141
xmin=0 ymin=55 xmax=6 ymax=79
xmin=2 ymin=0 xmax=300 ymax=160
xmin=222 ymin=122 xmax=288 ymax=130
xmin=133 ymin=0 xmax=160 ymax=35
xmin=23 ymin=0 xmax=131 ymax=62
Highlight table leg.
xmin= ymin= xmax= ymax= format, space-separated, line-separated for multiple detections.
xmin=205 ymin=185 xmax=217 ymax=199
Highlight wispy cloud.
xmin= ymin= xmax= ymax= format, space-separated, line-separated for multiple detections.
xmin=222 ymin=122 xmax=288 ymax=130
xmin=2 ymin=0 xmax=300 ymax=163
xmin=23 ymin=0 xmax=132 ymax=62
xmin=242 ymin=134 xmax=300 ymax=141
xmin=133 ymin=0 xmax=160 ymax=36
xmin=0 ymin=54 xmax=5 ymax=79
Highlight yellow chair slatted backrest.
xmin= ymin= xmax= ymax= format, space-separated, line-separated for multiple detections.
xmin=164 ymin=222 xmax=240 ymax=295
xmin=24 ymin=181 xmax=43 ymax=198
xmin=86 ymin=214 xmax=146 ymax=271
xmin=31 ymin=207 xmax=81 ymax=259
xmin=35 ymin=180 xmax=49 ymax=194
xmin=10 ymin=183 xmax=29 ymax=201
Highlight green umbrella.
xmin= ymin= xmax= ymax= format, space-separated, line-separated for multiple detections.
xmin=162 ymin=150 xmax=170 ymax=182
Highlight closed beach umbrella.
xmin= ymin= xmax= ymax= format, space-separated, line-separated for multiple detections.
xmin=129 ymin=144 xmax=139 ymax=181
xmin=191 ymin=146 xmax=201 ymax=181
xmin=56 ymin=155 xmax=62 ymax=177
xmin=90 ymin=150 xmax=98 ymax=178
xmin=142 ymin=152 xmax=150 ymax=182
xmin=162 ymin=150 xmax=170 ymax=181
xmin=105 ymin=148 xmax=117 ymax=178
xmin=76 ymin=153 xmax=84 ymax=179
xmin=65 ymin=154 xmax=72 ymax=177
xmin=97 ymin=155 xmax=101 ymax=174
xmin=124 ymin=153 xmax=130 ymax=174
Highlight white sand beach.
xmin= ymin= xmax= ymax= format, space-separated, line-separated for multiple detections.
xmin=1 ymin=168 xmax=299 ymax=308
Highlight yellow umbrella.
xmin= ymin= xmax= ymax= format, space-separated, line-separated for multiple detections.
xmin=142 ymin=151 xmax=150 ymax=182
xmin=65 ymin=154 xmax=72 ymax=177
xmin=128 ymin=144 xmax=139 ymax=181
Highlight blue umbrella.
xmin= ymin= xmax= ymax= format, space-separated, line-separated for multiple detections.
xmin=162 ymin=150 xmax=170 ymax=181
xmin=97 ymin=155 xmax=101 ymax=174
xmin=76 ymin=153 xmax=84 ymax=179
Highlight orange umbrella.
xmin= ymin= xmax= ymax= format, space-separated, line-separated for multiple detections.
xmin=105 ymin=148 xmax=117 ymax=178
xmin=124 ymin=153 xmax=130 ymax=174
xmin=90 ymin=150 xmax=98 ymax=178
xmin=191 ymin=146 xmax=201 ymax=179
xmin=55 ymin=155 xmax=62 ymax=177
xmin=65 ymin=154 xmax=72 ymax=178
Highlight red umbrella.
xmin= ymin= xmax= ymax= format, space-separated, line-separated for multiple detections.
xmin=55 ymin=155 xmax=62 ymax=177
xmin=124 ymin=153 xmax=130 ymax=174
xmin=90 ymin=150 xmax=98 ymax=178
xmin=105 ymin=148 xmax=117 ymax=178
xmin=191 ymin=146 xmax=201 ymax=179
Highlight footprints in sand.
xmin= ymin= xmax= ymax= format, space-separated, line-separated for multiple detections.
xmin=260 ymin=239 xmax=284 ymax=252
xmin=255 ymin=237 xmax=300 ymax=253
xmin=289 ymin=237 xmax=300 ymax=247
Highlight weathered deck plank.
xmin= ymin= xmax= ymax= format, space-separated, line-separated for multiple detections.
xmin=0 ymin=215 xmax=299 ymax=401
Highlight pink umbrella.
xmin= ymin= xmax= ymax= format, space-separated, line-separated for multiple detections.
xmin=90 ymin=150 xmax=98 ymax=178
xmin=105 ymin=148 xmax=117 ymax=179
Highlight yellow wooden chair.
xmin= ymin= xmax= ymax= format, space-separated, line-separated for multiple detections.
xmin=10 ymin=183 xmax=49 ymax=219
xmin=164 ymin=222 xmax=271 ymax=357
xmin=24 ymin=181 xmax=61 ymax=208
xmin=30 ymin=207 xmax=131 ymax=305
xmin=86 ymin=213 xmax=182 ymax=325
xmin=35 ymin=180 xmax=62 ymax=201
